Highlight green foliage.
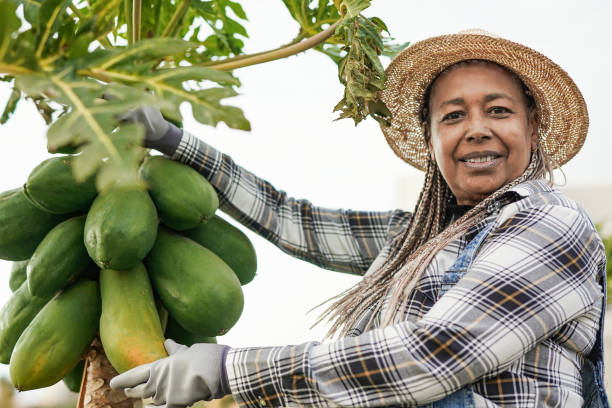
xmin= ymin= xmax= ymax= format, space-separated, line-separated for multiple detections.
xmin=0 ymin=0 xmax=404 ymax=191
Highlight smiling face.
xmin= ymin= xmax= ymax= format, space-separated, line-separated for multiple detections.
xmin=426 ymin=62 xmax=538 ymax=206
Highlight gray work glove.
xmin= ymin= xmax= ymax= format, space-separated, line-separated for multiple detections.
xmin=117 ymin=106 xmax=183 ymax=156
xmin=109 ymin=339 xmax=231 ymax=408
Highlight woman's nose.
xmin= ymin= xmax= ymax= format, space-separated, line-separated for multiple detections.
xmin=465 ymin=113 xmax=491 ymax=142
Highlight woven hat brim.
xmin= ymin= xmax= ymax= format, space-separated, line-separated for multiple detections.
xmin=379 ymin=34 xmax=589 ymax=171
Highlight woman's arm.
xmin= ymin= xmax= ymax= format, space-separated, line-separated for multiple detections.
xmin=172 ymin=131 xmax=410 ymax=275
xmin=224 ymin=204 xmax=605 ymax=407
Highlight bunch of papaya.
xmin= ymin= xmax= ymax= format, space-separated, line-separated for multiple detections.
xmin=0 ymin=154 xmax=257 ymax=393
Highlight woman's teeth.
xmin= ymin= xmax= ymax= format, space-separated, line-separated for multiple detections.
xmin=465 ymin=155 xmax=497 ymax=163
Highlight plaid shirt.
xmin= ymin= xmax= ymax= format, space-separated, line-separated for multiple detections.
xmin=172 ymin=132 xmax=606 ymax=407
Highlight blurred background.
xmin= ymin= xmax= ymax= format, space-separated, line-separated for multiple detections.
xmin=1 ymin=0 xmax=611 ymax=406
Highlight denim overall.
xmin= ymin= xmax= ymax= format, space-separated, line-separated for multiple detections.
xmin=419 ymin=220 xmax=610 ymax=407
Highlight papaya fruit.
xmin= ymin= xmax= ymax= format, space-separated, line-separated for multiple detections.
xmin=23 ymin=156 xmax=97 ymax=214
xmin=156 ymin=297 xmax=169 ymax=333
xmin=139 ymin=156 xmax=219 ymax=231
xmin=9 ymin=260 xmax=28 ymax=292
xmin=165 ymin=315 xmax=216 ymax=347
xmin=99 ymin=264 xmax=168 ymax=374
xmin=0 ymin=188 xmax=66 ymax=260
xmin=0 ymin=282 xmax=50 ymax=364
xmin=10 ymin=279 xmax=101 ymax=391
xmin=84 ymin=188 xmax=158 ymax=269
xmin=145 ymin=227 xmax=243 ymax=337
xmin=185 ymin=215 xmax=257 ymax=285
xmin=28 ymin=216 xmax=92 ymax=298
xmin=62 ymin=360 xmax=85 ymax=393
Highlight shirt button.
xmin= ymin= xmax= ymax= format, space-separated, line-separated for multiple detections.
xmin=258 ymin=397 xmax=267 ymax=407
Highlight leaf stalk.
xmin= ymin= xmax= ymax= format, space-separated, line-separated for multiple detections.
xmin=161 ymin=0 xmax=190 ymax=38
xmin=124 ymin=0 xmax=132 ymax=46
xmin=207 ymin=20 xmax=340 ymax=71
xmin=132 ymin=0 xmax=142 ymax=43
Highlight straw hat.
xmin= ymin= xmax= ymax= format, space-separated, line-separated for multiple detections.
xmin=378 ymin=30 xmax=589 ymax=171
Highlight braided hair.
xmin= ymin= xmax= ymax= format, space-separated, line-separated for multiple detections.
xmin=319 ymin=60 xmax=555 ymax=338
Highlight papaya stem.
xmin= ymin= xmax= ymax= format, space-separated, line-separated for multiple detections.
xmin=124 ymin=0 xmax=132 ymax=46
xmin=161 ymin=0 xmax=190 ymax=38
xmin=132 ymin=0 xmax=142 ymax=43
xmin=205 ymin=20 xmax=340 ymax=71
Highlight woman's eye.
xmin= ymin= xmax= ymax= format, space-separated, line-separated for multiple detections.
xmin=442 ymin=111 xmax=464 ymax=121
xmin=489 ymin=106 xmax=511 ymax=115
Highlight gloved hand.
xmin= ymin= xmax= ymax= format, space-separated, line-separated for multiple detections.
xmin=116 ymin=106 xmax=183 ymax=156
xmin=109 ymin=339 xmax=231 ymax=408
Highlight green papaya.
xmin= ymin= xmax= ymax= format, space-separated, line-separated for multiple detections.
xmin=139 ymin=156 xmax=219 ymax=231
xmin=62 ymin=360 xmax=85 ymax=393
xmin=9 ymin=260 xmax=28 ymax=292
xmin=145 ymin=227 xmax=243 ymax=337
xmin=0 ymin=188 xmax=65 ymax=260
xmin=0 ymin=282 xmax=51 ymax=364
xmin=84 ymin=188 xmax=158 ymax=270
xmin=165 ymin=315 xmax=217 ymax=347
xmin=185 ymin=215 xmax=257 ymax=285
xmin=23 ymin=156 xmax=97 ymax=214
xmin=99 ymin=264 xmax=168 ymax=374
xmin=156 ymin=297 xmax=169 ymax=334
xmin=28 ymin=216 xmax=92 ymax=298
xmin=10 ymin=279 xmax=100 ymax=391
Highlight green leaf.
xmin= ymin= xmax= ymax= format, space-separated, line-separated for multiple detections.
xmin=226 ymin=1 xmax=246 ymax=20
xmin=35 ymin=0 xmax=73 ymax=57
xmin=382 ymin=39 xmax=410 ymax=59
xmin=95 ymin=38 xmax=194 ymax=70
xmin=0 ymin=1 xmax=20 ymax=63
xmin=334 ymin=0 xmax=370 ymax=18
xmin=281 ymin=0 xmax=341 ymax=37
xmin=15 ymin=71 xmax=165 ymax=191
xmin=0 ymin=85 xmax=20 ymax=124
xmin=186 ymin=0 xmax=249 ymax=61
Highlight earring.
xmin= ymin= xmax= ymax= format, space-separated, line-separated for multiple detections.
xmin=531 ymin=145 xmax=539 ymax=152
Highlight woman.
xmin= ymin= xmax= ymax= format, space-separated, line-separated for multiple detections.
xmin=110 ymin=31 xmax=608 ymax=407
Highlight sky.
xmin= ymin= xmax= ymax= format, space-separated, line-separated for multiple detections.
xmin=0 ymin=0 xmax=611 ymax=404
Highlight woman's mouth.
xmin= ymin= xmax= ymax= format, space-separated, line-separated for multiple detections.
xmin=459 ymin=153 xmax=502 ymax=168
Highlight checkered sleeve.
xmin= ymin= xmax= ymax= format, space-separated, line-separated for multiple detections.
xmin=225 ymin=204 xmax=605 ymax=407
xmin=171 ymin=131 xmax=410 ymax=275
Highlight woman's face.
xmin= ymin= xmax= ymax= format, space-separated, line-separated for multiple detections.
xmin=427 ymin=63 xmax=537 ymax=206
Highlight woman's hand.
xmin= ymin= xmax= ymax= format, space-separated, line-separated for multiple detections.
xmin=116 ymin=105 xmax=183 ymax=156
xmin=109 ymin=339 xmax=231 ymax=408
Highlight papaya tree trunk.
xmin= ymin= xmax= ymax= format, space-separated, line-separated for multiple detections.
xmin=79 ymin=337 xmax=140 ymax=408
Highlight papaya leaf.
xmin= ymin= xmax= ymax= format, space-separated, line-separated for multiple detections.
xmin=190 ymin=0 xmax=249 ymax=59
xmin=93 ymin=38 xmax=194 ymax=70
xmin=85 ymin=44 xmax=249 ymax=130
xmin=281 ymin=0 xmax=341 ymax=37
xmin=0 ymin=1 xmax=36 ymax=75
xmin=15 ymin=70 xmax=167 ymax=191
xmin=334 ymin=0 xmax=370 ymax=18
xmin=140 ymin=0 xmax=175 ymax=39
xmin=0 ymin=1 xmax=20 ymax=63
xmin=326 ymin=11 xmax=405 ymax=126
xmin=382 ymin=39 xmax=410 ymax=59
xmin=35 ymin=0 xmax=73 ymax=58
xmin=0 ymin=86 xmax=20 ymax=124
